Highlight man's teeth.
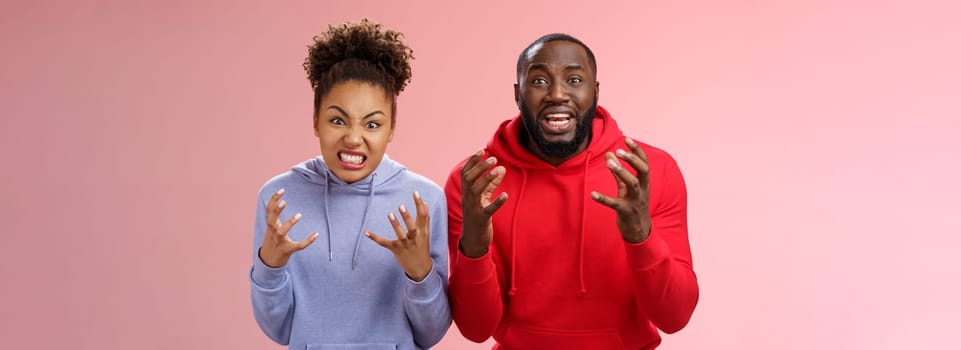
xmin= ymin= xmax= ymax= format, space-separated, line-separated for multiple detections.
xmin=339 ymin=153 xmax=364 ymax=164
xmin=546 ymin=114 xmax=572 ymax=127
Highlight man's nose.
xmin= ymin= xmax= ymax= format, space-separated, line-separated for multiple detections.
xmin=546 ymin=82 xmax=569 ymax=103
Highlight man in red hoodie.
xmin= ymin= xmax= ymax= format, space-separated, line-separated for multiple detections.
xmin=445 ymin=33 xmax=699 ymax=349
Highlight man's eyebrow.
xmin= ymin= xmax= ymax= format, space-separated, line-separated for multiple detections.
xmin=527 ymin=63 xmax=549 ymax=73
xmin=526 ymin=63 xmax=587 ymax=74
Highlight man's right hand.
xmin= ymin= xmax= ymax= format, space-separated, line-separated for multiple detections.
xmin=259 ymin=188 xmax=319 ymax=268
xmin=459 ymin=150 xmax=508 ymax=258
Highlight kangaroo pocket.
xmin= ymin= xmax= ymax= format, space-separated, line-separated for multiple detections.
xmin=306 ymin=343 xmax=397 ymax=350
xmin=501 ymin=323 xmax=625 ymax=350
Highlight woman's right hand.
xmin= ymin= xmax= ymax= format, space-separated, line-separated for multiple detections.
xmin=259 ymin=188 xmax=319 ymax=268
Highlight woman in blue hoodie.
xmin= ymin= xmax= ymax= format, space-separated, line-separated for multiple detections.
xmin=249 ymin=20 xmax=451 ymax=349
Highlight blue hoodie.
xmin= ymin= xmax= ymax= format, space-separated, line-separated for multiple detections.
xmin=250 ymin=155 xmax=451 ymax=349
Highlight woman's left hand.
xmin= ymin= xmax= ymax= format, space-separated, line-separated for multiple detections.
xmin=365 ymin=191 xmax=434 ymax=282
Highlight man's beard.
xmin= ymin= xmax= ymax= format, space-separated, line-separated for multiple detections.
xmin=519 ymin=98 xmax=598 ymax=158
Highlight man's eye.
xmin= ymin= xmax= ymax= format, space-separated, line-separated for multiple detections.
xmin=532 ymin=78 xmax=547 ymax=85
xmin=570 ymin=77 xmax=583 ymax=84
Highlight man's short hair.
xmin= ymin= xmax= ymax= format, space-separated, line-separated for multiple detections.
xmin=516 ymin=33 xmax=597 ymax=82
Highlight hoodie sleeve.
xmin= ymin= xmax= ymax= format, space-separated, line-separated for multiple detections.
xmin=249 ymin=193 xmax=296 ymax=345
xmin=403 ymin=189 xmax=453 ymax=348
xmin=445 ymin=163 xmax=505 ymax=343
xmin=623 ymin=155 xmax=699 ymax=334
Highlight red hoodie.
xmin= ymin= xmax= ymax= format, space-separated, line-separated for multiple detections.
xmin=445 ymin=106 xmax=699 ymax=349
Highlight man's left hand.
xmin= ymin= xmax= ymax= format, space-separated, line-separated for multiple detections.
xmin=590 ymin=137 xmax=652 ymax=243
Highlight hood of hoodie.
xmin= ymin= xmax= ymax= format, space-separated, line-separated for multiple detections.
xmin=290 ymin=154 xmax=407 ymax=267
xmin=486 ymin=105 xmax=623 ymax=171
xmin=291 ymin=153 xmax=407 ymax=190
xmin=483 ymin=105 xmax=626 ymax=298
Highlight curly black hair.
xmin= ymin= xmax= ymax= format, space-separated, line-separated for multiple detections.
xmin=304 ymin=19 xmax=413 ymax=125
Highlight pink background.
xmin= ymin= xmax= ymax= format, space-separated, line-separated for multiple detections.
xmin=2 ymin=0 xmax=959 ymax=348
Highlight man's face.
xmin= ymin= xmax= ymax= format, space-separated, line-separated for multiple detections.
xmin=515 ymin=40 xmax=599 ymax=159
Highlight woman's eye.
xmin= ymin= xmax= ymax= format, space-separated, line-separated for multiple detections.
xmin=366 ymin=121 xmax=380 ymax=129
xmin=331 ymin=117 xmax=345 ymax=125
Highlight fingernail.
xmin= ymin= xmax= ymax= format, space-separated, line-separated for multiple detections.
xmin=279 ymin=200 xmax=286 ymax=208
xmin=487 ymin=157 xmax=496 ymax=164
xmin=278 ymin=188 xmax=285 ymax=195
xmin=294 ymin=213 xmax=302 ymax=220
xmin=388 ymin=212 xmax=396 ymax=221
xmin=399 ymin=205 xmax=407 ymax=213
xmin=591 ymin=192 xmax=599 ymax=200
xmin=607 ymin=159 xmax=619 ymax=169
xmin=616 ymin=149 xmax=627 ymax=157
xmin=475 ymin=149 xmax=484 ymax=156
xmin=413 ymin=191 xmax=421 ymax=200
xmin=364 ymin=231 xmax=371 ymax=237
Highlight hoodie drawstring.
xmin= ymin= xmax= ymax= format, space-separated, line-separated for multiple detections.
xmin=507 ymin=169 xmax=527 ymax=297
xmin=322 ymin=171 xmax=377 ymax=269
xmin=577 ymin=151 xmax=591 ymax=297
xmin=324 ymin=171 xmax=334 ymax=261
xmin=351 ymin=173 xmax=377 ymax=269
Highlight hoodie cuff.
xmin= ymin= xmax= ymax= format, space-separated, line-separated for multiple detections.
xmin=405 ymin=265 xmax=443 ymax=301
xmin=624 ymin=229 xmax=671 ymax=271
xmin=250 ymin=254 xmax=289 ymax=290
xmin=453 ymin=249 xmax=497 ymax=284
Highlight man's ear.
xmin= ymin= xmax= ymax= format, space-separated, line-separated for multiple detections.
xmin=595 ymin=81 xmax=600 ymax=101
xmin=514 ymin=83 xmax=520 ymax=104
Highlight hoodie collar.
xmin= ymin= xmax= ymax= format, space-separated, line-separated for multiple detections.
xmin=291 ymin=153 xmax=406 ymax=189
xmin=487 ymin=105 xmax=622 ymax=172
xmin=291 ymin=154 xmax=404 ymax=268
xmin=487 ymin=105 xmax=623 ymax=298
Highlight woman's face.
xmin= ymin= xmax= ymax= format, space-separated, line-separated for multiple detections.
xmin=314 ymin=80 xmax=394 ymax=183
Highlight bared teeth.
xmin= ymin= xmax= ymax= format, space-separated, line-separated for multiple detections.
xmin=339 ymin=153 xmax=365 ymax=164
xmin=545 ymin=113 xmax=572 ymax=127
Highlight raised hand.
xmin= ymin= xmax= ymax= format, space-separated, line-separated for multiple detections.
xmin=459 ymin=150 xmax=508 ymax=258
xmin=365 ymin=191 xmax=434 ymax=282
xmin=590 ymin=138 xmax=652 ymax=243
xmin=259 ymin=188 xmax=319 ymax=268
